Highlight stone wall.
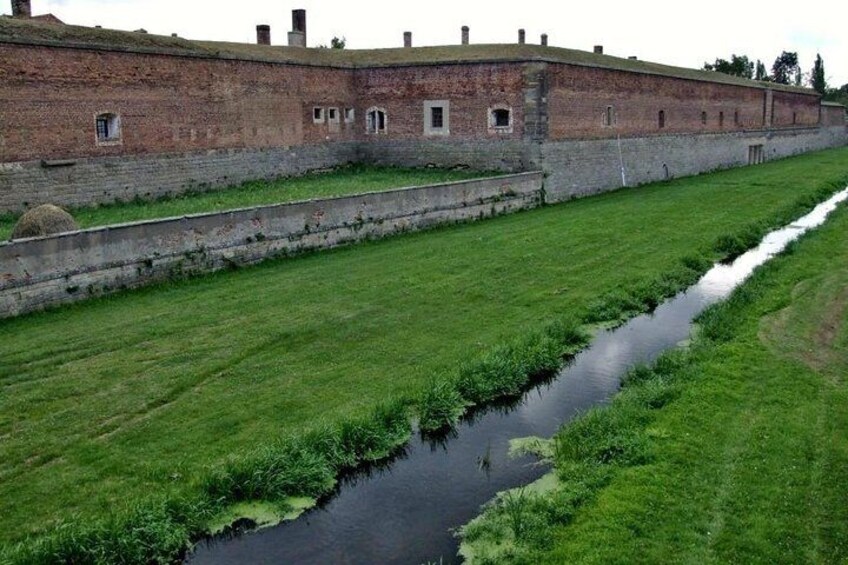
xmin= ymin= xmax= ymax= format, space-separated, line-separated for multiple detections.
xmin=0 ymin=142 xmax=359 ymax=213
xmin=541 ymin=126 xmax=848 ymax=202
xmin=356 ymin=139 xmax=536 ymax=173
xmin=0 ymin=172 xmax=543 ymax=318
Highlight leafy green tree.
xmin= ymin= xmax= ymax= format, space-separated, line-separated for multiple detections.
xmin=755 ymin=60 xmax=769 ymax=81
xmin=811 ymin=54 xmax=827 ymax=95
xmin=317 ymin=36 xmax=346 ymax=49
xmin=771 ymin=51 xmax=800 ymax=85
xmin=823 ymin=83 xmax=848 ymax=107
xmin=703 ymin=54 xmax=754 ymax=78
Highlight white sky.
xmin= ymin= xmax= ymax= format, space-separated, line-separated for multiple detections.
xmin=8 ymin=0 xmax=848 ymax=86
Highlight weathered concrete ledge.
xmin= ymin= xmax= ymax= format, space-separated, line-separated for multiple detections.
xmin=0 ymin=172 xmax=543 ymax=318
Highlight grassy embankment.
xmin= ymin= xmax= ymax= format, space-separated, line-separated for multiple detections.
xmin=2 ymin=147 xmax=847 ymax=562
xmin=0 ymin=165 xmax=486 ymax=239
xmin=460 ymin=184 xmax=848 ymax=563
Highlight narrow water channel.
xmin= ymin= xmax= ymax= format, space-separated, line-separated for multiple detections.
xmin=188 ymin=187 xmax=848 ymax=565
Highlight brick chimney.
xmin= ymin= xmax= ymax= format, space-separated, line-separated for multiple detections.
xmin=12 ymin=0 xmax=31 ymax=18
xmin=288 ymin=9 xmax=306 ymax=47
xmin=541 ymin=34 xmax=548 ymax=46
xmin=404 ymin=31 xmax=412 ymax=48
xmin=256 ymin=24 xmax=271 ymax=46
xmin=594 ymin=45 xmax=604 ymax=54
xmin=461 ymin=26 xmax=469 ymax=45
xmin=518 ymin=29 xmax=526 ymax=44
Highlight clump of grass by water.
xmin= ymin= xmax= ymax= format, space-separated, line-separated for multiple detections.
xmin=418 ymin=378 xmax=466 ymax=433
xmin=418 ymin=319 xmax=589 ymax=434
xmin=3 ymin=496 xmax=216 ymax=565
xmin=583 ymin=263 xmax=704 ymax=324
xmin=203 ymin=400 xmax=411 ymax=505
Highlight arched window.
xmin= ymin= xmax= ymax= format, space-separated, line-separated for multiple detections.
xmin=95 ymin=112 xmax=121 ymax=144
xmin=488 ymin=105 xmax=513 ymax=133
xmin=719 ymin=111 xmax=725 ymax=128
xmin=701 ymin=111 xmax=707 ymax=126
xmin=366 ymin=107 xmax=387 ymax=134
xmin=734 ymin=110 xmax=740 ymax=126
xmin=658 ymin=110 xmax=666 ymax=129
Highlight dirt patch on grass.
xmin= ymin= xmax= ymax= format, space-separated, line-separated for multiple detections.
xmin=759 ymin=272 xmax=848 ymax=376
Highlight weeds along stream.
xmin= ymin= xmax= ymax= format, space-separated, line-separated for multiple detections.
xmin=187 ymin=188 xmax=848 ymax=564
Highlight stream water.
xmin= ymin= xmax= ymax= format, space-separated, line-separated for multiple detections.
xmin=188 ymin=187 xmax=848 ymax=565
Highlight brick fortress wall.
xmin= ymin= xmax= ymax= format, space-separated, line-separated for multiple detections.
xmin=0 ymin=41 xmax=845 ymax=213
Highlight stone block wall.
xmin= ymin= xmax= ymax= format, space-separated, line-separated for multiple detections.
xmin=541 ymin=126 xmax=848 ymax=202
xmin=0 ymin=142 xmax=359 ymax=213
xmin=0 ymin=172 xmax=543 ymax=317
xmin=356 ymin=139 xmax=536 ymax=173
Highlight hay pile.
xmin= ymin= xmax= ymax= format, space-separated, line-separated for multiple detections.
xmin=11 ymin=204 xmax=78 ymax=239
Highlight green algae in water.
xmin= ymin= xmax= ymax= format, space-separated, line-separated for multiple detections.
xmin=508 ymin=436 xmax=554 ymax=461
xmin=458 ymin=472 xmax=560 ymax=564
xmin=208 ymin=497 xmax=316 ymax=535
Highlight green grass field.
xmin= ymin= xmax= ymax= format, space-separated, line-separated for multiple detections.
xmin=2 ymin=147 xmax=847 ymax=553
xmin=460 ymin=180 xmax=848 ymax=564
xmin=0 ymin=165 xmax=485 ymax=240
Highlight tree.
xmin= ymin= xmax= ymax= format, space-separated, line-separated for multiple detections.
xmin=317 ymin=36 xmax=346 ymax=49
xmin=823 ymin=83 xmax=848 ymax=107
xmin=771 ymin=51 xmax=800 ymax=85
xmin=811 ymin=54 xmax=827 ymax=95
xmin=703 ymin=54 xmax=754 ymax=78
xmin=755 ymin=60 xmax=769 ymax=81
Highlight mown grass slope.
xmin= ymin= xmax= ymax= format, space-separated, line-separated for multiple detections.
xmin=0 ymin=165 xmax=485 ymax=239
xmin=1 ymin=147 xmax=847 ymax=546
xmin=461 ymin=179 xmax=848 ymax=564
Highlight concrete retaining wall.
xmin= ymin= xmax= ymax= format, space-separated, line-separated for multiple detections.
xmin=541 ymin=126 xmax=848 ymax=202
xmin=0 ymin=172 xmax=542 ymax=318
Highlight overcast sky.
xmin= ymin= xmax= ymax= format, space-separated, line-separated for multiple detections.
xmin=9 ymin=0 xmax=848 ymax=87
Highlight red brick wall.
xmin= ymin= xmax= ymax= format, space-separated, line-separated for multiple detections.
xmin=822 ymin=105 xmax=846 ymax=126
xmin=546 ymin=63 xmax=821 ymax=140
xmin=0 ymin=43 xmax=827 ymax=164
xmin=352 ymin=63 xmax=526 ymax=140
xmin=771 ymin=90 xmax=821 ymax=127
xmin=0 ymin=43 xmax=356 ymax=163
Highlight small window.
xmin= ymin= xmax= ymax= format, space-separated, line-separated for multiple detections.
xmin=95 ymin=113 xmax=121 ymax=144
xmin=328 ymin=107 xmax=339 ymax=123
xmin=423 ymin=100 xmax=450 ymax=136
xmin=719 ymin=111 xmax=724 ymax=128
xmin=344 ymin=108 xmax=355 ymax=123
xmin=792 ymin=112 xmax=797 ymax=125
xmin=313 ymin=107 xmax=325 ymax=124
xmin=734 ymin=110 xmax=739 ymax=126
xmin=431 ymin=107 xmax=444 ymax=129
xmin=603 ymin=105 xmax=615 ymax=127
xmin=366 ymin=107 xmax=387 ymax=134
xmin=701 ymin=111 xmax=707 ymax=126
xmin=658 ymin=110 xmax=665 ymax=129
xmin=489 ymin=105 xmax=513 ymax=133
